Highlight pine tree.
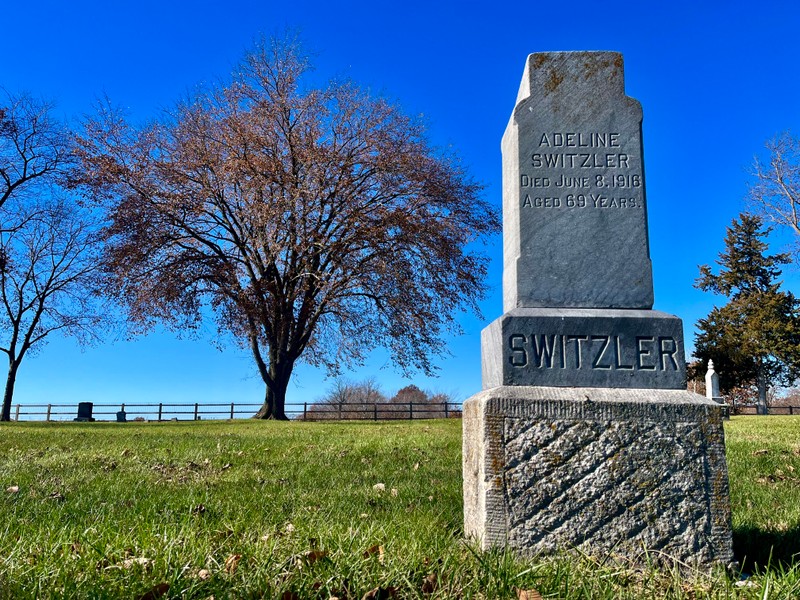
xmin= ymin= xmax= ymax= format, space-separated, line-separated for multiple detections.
xmin=694 ymin=213 xmax=800 ymax=414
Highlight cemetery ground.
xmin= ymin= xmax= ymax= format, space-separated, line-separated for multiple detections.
xmin=0 ymin=419 xmax=799 ymax=599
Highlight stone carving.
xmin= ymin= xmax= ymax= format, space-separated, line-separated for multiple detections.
xmin=482 ymin=308 xmax=685 ymax=389
xmin=502 ymin=52 xmax=653 ymax=311
xmin=463 ymin=52 xmax=734 ymax=567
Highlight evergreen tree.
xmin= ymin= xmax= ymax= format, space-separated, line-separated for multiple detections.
xmin=694 ymin=213 xmax=800 ymax=414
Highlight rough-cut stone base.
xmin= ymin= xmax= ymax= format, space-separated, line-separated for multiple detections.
xmin=463 ymin=386 xmax=734 ymax=566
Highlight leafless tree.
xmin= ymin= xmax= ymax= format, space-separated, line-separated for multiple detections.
xmin=307 ymin=377 xmax=387 ymax=420
xmin=72 ymin=38 xmax=499 ymax=419
xmin=0 ymin=92 xmax=106 ymax=421
xmin=749 ymin=132 xmax=800 ymax=255
xmin=1 ymin=92 xmax=71 ymax=212
xmin=0 ymin=196 xmax=106 ymax=420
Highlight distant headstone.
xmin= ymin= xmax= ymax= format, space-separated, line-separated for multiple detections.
xmin=705 ymin=360 xmax=721 ymax=400
xmin=75 ymin=402 xmax=95 ymax=422
xmin=463 ymin=52 xmax=734 ymax=567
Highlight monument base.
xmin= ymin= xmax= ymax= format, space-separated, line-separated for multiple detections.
xmin=463 ymin=386 xmax=734 ymax=567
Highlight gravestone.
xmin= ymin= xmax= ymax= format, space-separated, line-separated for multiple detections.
xmin=463 ymin=52 xmax=734 ymax=566
xmin=74 ymin=402 xmax=95 ymax=422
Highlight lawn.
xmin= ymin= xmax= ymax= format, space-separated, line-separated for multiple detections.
xmin=0 ymin=417 xmax=798 ymax=599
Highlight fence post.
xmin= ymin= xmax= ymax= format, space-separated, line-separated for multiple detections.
xmin=194 ymin=403 xmax=199 ymax=420
xmin=158 ymin=403 xmax=163 ymax=421
xmin=46 ymin=404 xmax=52 ymax=422
xmin=409 ymin=402 xmax=413 ymax=420
xmin=230 ymin=402 xmax=235 ymax=419
xmin=338 ymin=403 xmax=342 ymax=420
xmin=303 ymin=402 xmax=307 ymax=421
xmin=374 ymin=402 xmax=377 ymax=421
xmin=14 ymin=405 xmax=20 ymax=421
xmin=121 ymin=403 xmax=125 ymax=412
xmin=444 ymin=401 xmax=448 ymax=419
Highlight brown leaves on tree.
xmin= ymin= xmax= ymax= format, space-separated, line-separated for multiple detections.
xmin=73 ymin=36 xmax=500 ymax=420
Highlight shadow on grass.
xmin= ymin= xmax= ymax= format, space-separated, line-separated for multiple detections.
xmin=734 ymin=524 xmax=800 ymax=570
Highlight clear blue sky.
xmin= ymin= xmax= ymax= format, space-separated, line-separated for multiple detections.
xmin=2 ymin=0 xmax=800 ymax=410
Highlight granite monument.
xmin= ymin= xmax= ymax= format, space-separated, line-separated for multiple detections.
xmin=463 ymin=52 xmax=734 ymax=566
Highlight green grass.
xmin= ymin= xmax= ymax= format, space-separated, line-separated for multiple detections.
xmin=0 ymin=417 xmax=798 ymax=598
xmin=725 ymin=416 xmax=800 ymax=571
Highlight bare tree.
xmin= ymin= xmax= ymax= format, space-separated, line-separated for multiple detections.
xmin=73 ymin=38 xmax=499 ymax=419
xmin=749 ymin=132 xmax=800 ymax=255
xmin=0 ymin=92 xmax=106 ymax=421
xmin=1 ymin=92 xmax=71 ymax=212
xmin=0 ymin=196 xmax=106 ymax=420
xmin=307 ymin=377 xmax=387 ymax=420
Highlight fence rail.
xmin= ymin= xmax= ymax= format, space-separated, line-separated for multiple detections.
xmin=732 ymin=405 xmax=800 ymax=415
xmin=8 ymin=401 xmax=463 ymax=422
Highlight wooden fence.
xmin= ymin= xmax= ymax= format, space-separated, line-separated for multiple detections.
xmin=731 ymin=405 xmax=800 ymax=415
xmin=8 ymin=401 xmax=462 ymax=422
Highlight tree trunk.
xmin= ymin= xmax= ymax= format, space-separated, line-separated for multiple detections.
xmin=756 ymin=366 xmax=768 ymax=416
xmin=1 ymin=361 xmax=19 ymax=422
xmin=253 ymin=385 xmax=290 ymax=420
xmin=253 ymin=361 xmax=293 ymax=420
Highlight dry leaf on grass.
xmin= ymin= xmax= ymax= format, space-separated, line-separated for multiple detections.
xmin=280 ymin=592 xmax=301 ymax=600
xmin=363 ymin=545 xmax=385 ymax=563
xmin=752 ymin=449 xmax=769 ymax=456
xmin=373 ymin=483 xmax=386 ymax=492
xmin=136 ymin=583 xmax=169 ymax=600
xmin=362 ymin=586 xmax=398 ymax=600
xmin=197 ymin=568 xmax=211 ymax=580
xmin=296 ymin=550 xmax=329 ymax=568
xmin=224 ymin=553 xmax=242 ymax=574
xmin=516 ymin=588 xmax=543 ymax=600
xmin=6 ymin=485 xmax=19 ymax=494
xmin=421 ymin=573 xmax=437 ymax=594
xmin=120 ymin=557 xmax=153 ymax=569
